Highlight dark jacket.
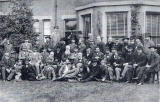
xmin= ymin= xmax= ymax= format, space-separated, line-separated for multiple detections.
xmin=21 ymin=64 xmax=37 ymax=81
xmin=96 ymin=42 xmax=106 ymax=54
xmin=147 ymin=52 xmax=160 ymax=72
xmin=110 ymin=54 xmax=124 ymax=68
xmin=124 ymin=52 xmax=134 ymax=65
xmin=133 ymin=52 xmax=147 ymax=67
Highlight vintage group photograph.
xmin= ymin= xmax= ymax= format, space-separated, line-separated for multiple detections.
xmin=0 ymin=0 xmax=159 ymax=102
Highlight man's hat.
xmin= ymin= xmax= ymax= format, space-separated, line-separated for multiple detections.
xmin=145 ymin=33 xmax=151 ymax=38
xmin=149 ymin=46 xmax=157 ymax=49
xmin=92 ymin=58 xmax=98 ymax=62
xmin=45 ymin=36 xmax=51 ymax=39
xmin=122 ymin=36 xmax=129 ymax=41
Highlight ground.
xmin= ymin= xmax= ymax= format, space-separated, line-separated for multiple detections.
xmin=0 ymin=81 xmax=159 ymax=102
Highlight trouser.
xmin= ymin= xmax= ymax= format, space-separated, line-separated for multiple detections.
xmin=31 ymin=63 xmax=40 ymax=76
xmin=64 ymin=69 xmax=79 ymax=79
xmin=136 ymin=66 xmax=146 ymax=83
xmin=7 ymin=70 xmax=16 ymax=81
xmin=108 ymin=67 xmax=114 ymax=80
xmin=121 ymin=64 xmax=133 ymax=78
xmin=83 ymin=70 xmax=100 ymax=81
xmin=42 ymin=68 xmax=56 ymax=80
xmin=1 ymin=67 xmax=11 ymax=80
xmin=126 ymin=68 xmax=134 ymax=82
xmin=2 ymin=67 xmax=6 ymax=80
xmin=100 ymin=66 xmax=109 ymax=80
xmin=115 ymin=67 xmax=121 ymax=81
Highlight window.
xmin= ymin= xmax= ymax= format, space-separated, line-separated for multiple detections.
xmin=33 ymin=20 xmax=40 ymax=33
xmin=106 ymin=12 xmax=128 ymax=38
xmin=43 ymin=19 xmax=51 ymax=42
xmin=82 ymin=14 xmax=91 ymax=39
xmin=43 ymin=19 xmax=51 ymax=36
xmin=146 ymin=13 xmax=160 ymax=45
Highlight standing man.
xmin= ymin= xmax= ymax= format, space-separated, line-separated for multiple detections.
xmin=0 ymin=52 xmax=15 ymax=81
xmin=96 ymin=36 xmax=106 ymax=54
xmin=20 ymin=39 xmax=32 ymax=52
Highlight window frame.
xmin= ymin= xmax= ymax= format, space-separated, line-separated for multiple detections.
xmin=146 ymin=12 xmax=160 ymax=45
xmin=106 ymin=12 xmax=128 ymax=39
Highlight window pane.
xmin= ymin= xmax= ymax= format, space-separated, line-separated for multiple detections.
xmin=152 ymin=15 xmax=157 ymax=36
xmin=83 ymin=14 xmax=91 ymax=38
xmin=43 ymin=20 xmax=51 ymax=36
xmin=34 ymin=21 xmax=40 ymax=33
xmin=106 ymin=12 xmax=127 ymax=37
xmin=146 ymin=13 xmax=160 ymax=45
xmin=146 ymin=15 xmax=151 ymax=35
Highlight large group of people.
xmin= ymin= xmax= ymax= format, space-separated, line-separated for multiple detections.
xmin=0 ymin=34 xmax=159 ymax=85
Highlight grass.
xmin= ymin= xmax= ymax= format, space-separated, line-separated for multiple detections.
xmin=0 ymin=81 xmax=159 ymax=102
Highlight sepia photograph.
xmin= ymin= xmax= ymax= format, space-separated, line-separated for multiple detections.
xmin=0 ymin=0 xmax=159 ymax=102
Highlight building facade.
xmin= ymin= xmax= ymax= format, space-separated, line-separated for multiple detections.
xmin=75 ymin=0 xmax=160 ymax=45
xmin=0 ymin=0 xmax=77 ymax=44
xmin=1 ymin=0 xmax=160 ymax=45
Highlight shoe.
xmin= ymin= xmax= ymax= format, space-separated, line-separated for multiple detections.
xmin=125 ymin=81 xmax=131 ymax=83
xmin=132 ymin=77 xmax=138 ymax=80
xmin=68 ymin=79 xmax=78 ymax=83
xmin=137 ymin=83 xmax=143 ymax=85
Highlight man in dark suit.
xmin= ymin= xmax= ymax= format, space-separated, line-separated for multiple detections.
xmin=121 ymin=45 xmax=135 ymax=82
xmin=132 ymin=46 xmax=147 ymax=85
xmin=96 ymin=36 xmax=106 ymax=54
xmin=21 ymin=58 xmax=37 ymax=81
xmin=145 ymin=46 xmax=160 ymax=83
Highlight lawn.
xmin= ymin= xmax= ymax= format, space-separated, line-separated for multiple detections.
xmin=0 ymin=81 xmax=159 ymax=102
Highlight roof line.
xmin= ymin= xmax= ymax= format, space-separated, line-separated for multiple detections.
xmin=75 ymin=1 xmax=160 ymax=11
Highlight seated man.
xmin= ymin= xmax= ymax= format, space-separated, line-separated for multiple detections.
xmin=39 ymin=51 xmax=57 ymax=80
xmin=0 ymin=52 xmax=15 ymax=81
xmin=110 ymin=49 xmax=124 ymax=81
xmin=92 ymin=47 xmax=104 ymax=64
xmin=99 ymin=60 xmax=110 ymax=82
xmin=121 ymin=45 xmax=135 ymax=82
xmin=81 ymin=58 xmax=101 ymax=82
xmin=7 ymin=60 xmax=23 ymax=81
xmin=57 ymin=56 xmax=81 ymax=82
xmin=21 ymin=59 xmax=37 ymax=81
xmin=132 ymin=46 xmax=147 ymax=85
xmin=29 ymin=48 xmax=42 ymax=77
xmin=144 ymin=46 xmax=160 ymax=83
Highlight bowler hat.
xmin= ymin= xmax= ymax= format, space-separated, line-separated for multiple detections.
xmin=149 ymin=46 xmax=157 ymax=49
xmin=122 ymin=36 xmax=129 ymax=41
